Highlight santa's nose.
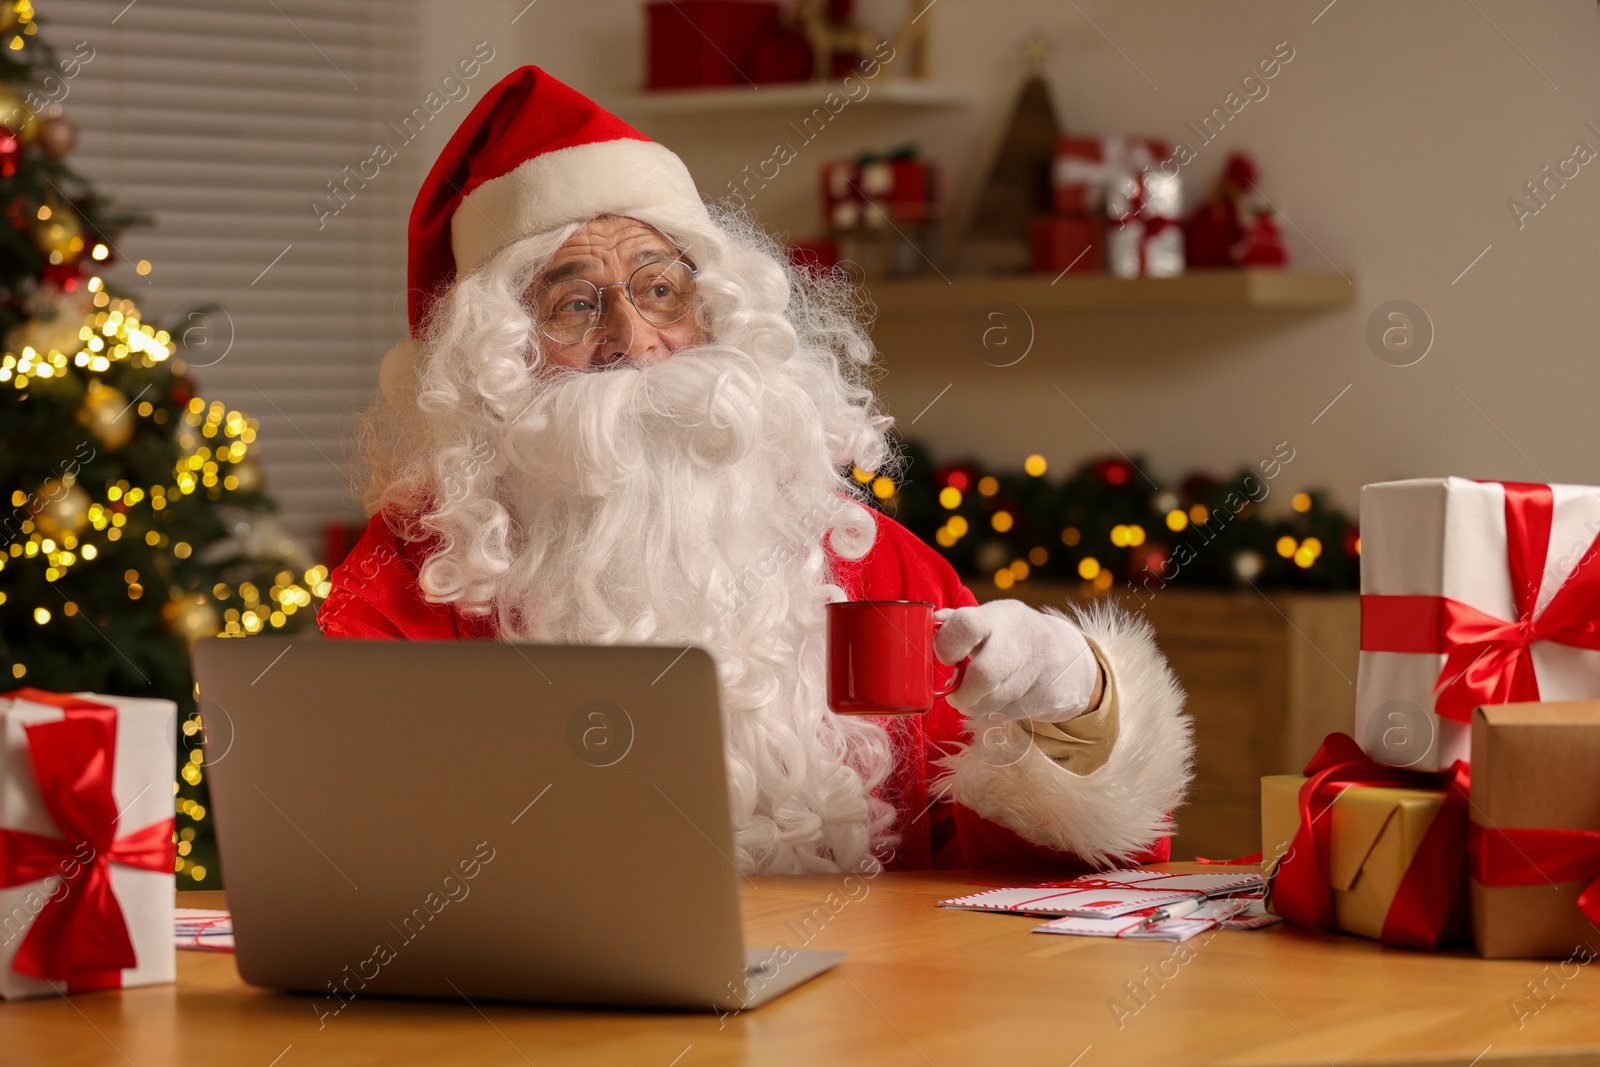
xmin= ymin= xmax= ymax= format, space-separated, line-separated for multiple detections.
xmin=588 ymin=299 xmax=659 ymax=368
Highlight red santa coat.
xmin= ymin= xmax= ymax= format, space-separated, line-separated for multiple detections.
xmin=319 ymin=509 xmax=1189 ymax=872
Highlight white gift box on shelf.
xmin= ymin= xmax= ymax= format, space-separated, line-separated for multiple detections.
xmin=0 ymin=688 xmax=176 ymax=999
xmin=1355 ymin=478 xmax=1600 ymax=772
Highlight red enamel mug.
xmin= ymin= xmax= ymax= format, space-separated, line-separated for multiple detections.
xmin=826 ymin=600 xmax=968 ymax=716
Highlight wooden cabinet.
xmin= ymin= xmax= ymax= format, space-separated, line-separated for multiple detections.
xmin=975 ymin=584 xmax=1360 ymax=861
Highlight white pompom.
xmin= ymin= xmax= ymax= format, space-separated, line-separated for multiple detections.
xmin=826 ymin=502 xmax=877 ymax=561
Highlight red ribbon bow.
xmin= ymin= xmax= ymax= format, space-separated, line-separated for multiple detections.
xmin=1468 ymin=823 xmax=1600 ymax=925
xmin=1270 ymin=732 xmax=1469 ymax=949
xmin=1361 ymin=481 xmax=1600 ymax=723
xmin=0 ymin=689 xmax=175 ymax=985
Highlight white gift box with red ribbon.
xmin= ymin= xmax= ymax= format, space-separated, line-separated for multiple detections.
xmin=0 ymin=689 xmax=176 ymax=999
xmin=1054 ymin=136 xmax=1181 ymax=222
xmin=1355 ymin=478 xmax=1600 ymax=772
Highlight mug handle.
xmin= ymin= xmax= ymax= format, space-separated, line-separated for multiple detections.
xmin=931 ymin=616 xmax=969 ymax=700
xmin=934 ymin=658 xmax=969 ymax=700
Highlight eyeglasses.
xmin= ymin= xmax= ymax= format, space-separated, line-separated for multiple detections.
xmin=528 ymin=259 xmax=699 ymax=346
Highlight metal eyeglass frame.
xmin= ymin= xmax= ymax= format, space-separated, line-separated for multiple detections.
xmin=529 ymin=259 xmax=700 ymax=346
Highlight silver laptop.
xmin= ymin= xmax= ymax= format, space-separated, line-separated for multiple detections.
xmin=191 ymin=637 xmax=843 ymax=1011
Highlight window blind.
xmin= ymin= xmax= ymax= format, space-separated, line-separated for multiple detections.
xmin=47 ymin=0 xmax=420 ymax=549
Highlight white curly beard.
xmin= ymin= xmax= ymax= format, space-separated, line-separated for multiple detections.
xmin=452 ymin=345 xmax=896 ymax=874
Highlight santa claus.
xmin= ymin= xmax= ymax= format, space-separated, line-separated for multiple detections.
xmin=322 ymin=66 xmax=1192 ymax=876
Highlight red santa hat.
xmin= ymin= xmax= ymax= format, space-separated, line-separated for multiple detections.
xmin=408 ymin=65 xmax=709 ymax=331
xmin=384 ymin=66 xmax=708 ymax=398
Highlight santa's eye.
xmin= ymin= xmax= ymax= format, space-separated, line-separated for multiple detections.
xmin=536 ymin=281 xmax=601 ymax=322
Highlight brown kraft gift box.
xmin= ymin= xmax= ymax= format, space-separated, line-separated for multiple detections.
xmin=1471 ymin=702 xmax=1600 ymax=959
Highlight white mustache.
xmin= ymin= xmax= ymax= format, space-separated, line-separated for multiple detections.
xmin=499 ymin=345 xmax=766 ymax=494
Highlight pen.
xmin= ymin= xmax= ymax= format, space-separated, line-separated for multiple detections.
xmin=1140 ymin=898 xmax=1204 ymax=928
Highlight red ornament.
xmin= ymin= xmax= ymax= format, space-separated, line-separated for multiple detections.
xmin=1093 ymin=458 xmax=1133 ymax=487
xmin=0 ymin=124 xmax=19 ymax=178
xmin=41 ymin=259 xmax=88 ymax=291
xmin=170 ymin=381 xmax=193 ymax=408
xmin=936 ymin=462 xmax=979 ymax=492
xmin=1343 ymin=526 xmax=1361 ymax=557
xmin=1134 ymin=543 xmax=1170 ymax=577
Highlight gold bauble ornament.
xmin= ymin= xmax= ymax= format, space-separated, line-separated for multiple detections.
xmin=78 ymin=379 xmax=134 ymax=449
xmin=229 ymin=456 xmax=263 ymax=493
xmin=29 ymin=480 xmax=91 ymax=536
xmin=164 ymin=593 xmax=222 ymax=645
xmin=32 ymin=205 xmax=84 ymax=261
xmin=0 ymin=84 xmax=37 ymax=142
xmin=36 ymin=115 xmax=77 ymax=159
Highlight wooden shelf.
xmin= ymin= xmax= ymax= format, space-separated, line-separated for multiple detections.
xmin=864 ymin=270 xmax=1355 ymax=319
xmin=618 ymin=79 xmax=969 ymax=115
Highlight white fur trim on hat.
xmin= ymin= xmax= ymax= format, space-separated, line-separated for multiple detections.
xmin=451 ymin=139 xmax=710 ymax=274
xmin=933 ymin=602 xmax=1194 ymax=867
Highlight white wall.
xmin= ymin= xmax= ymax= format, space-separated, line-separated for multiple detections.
xmin=409 ymin=0 xmax=1600 ymax=508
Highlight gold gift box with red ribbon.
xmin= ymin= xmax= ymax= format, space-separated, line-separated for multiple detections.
xmin=1260 ymin=733 xmax=1470 ymax=948
xmin=1470 ymin=702 xmax=1600 ymax=959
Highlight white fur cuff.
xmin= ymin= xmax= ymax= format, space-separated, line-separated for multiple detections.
xmin=934 ymin=602 xmax=1194 ymax=867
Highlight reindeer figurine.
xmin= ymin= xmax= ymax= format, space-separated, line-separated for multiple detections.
xmin=797 ymin=0 xmax=882 ymax=81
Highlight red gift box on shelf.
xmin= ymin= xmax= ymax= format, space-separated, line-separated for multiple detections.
xmin=1053 ymin=136 xmax=1105 ymax=216
xmin=1469 ymin=702 xmax=1600 ymax=959
xmin=0 ymin=689 xmax=176 ymax=999
xmin=1356 ymin=478 xmax=1600 ymax=772
xmin=1029 ymin=217 xmax=1100 ymax=276
xmin=1053 ymin=136 xmax=1180 ymax=220
xmin=822 ymin=152 xmax=940 ymax=230
xmin=646 ymin=1 xmax=780 ymax=90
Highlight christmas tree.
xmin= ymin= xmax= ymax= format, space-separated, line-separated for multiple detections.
xmin=0 ymin=3 xmax=326 ymax=889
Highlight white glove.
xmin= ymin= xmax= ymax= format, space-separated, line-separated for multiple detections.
xmin=933 ymin=601 xmax=1102 ymax=724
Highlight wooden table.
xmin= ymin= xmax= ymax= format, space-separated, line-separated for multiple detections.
xmin=3 ymin=867 xmax=1596 ymax=1067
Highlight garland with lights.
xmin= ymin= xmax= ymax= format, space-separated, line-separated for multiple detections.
xmin=862 ymin=437 xmax=1359 ymax=596
xmin=0 ymin=4 xmax=326 ymax=889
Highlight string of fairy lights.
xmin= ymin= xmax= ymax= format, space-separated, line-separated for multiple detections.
xmin=856 ymin=452 xmax=1355 ymax=593
xmin=2 ymin=0 xmax=34 ymax=50
xmin=2 ymin=275 xmax=329 ymax=882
